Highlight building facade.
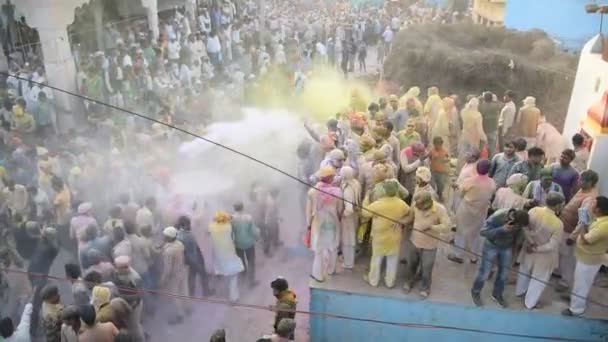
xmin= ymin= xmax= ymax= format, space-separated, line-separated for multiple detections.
xmin=472 ymin=0 xmax=505 ymax=26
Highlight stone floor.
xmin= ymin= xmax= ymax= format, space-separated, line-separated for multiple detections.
xmin=312 ymin=242 xmax=608 ymax=321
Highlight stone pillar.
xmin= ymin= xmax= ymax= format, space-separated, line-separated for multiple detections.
xmin=92 ymin=0 xmax=105 ymax=51
xmin=142 ymin=0 xmax=159 ymax=41
xmin=37 ymin=27 xmax=78 ymax=131
xmin=16 ymin=0 xmax=88 ymax=132
xmin=185 ymin=0 xmax=197 ymax=25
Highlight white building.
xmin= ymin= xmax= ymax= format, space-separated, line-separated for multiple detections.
xmin=564 ymin=34 xmax=608 ymax=196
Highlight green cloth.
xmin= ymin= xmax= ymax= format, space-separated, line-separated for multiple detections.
xmin=479 ymin=101 xmax=502 ymax=135
xmin=231 ymin=214 xmax=259 ymax=250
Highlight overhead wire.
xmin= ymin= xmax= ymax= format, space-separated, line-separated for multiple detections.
xmin=1 ymin=72 xmax=607 ymax=313
xmin=0 ymin=267 xmax=600 ymax=342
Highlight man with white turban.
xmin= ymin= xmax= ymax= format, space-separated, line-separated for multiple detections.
xmin=414 ymin=166 xmax=438 ymax=202
xmin=159 ymin=226 xmax=188 ymax=324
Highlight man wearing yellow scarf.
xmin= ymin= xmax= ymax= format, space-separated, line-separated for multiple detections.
xmin=12 ymin=98 xmax=35 ymax=134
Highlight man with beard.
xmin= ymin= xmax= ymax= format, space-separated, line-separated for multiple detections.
xmin=112 ymin=256 xmax=144 ymax=336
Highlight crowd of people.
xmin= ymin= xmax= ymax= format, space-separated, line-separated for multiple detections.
xmin=1 ymin=0 xmax=605 ymax=342
xmin=300 ymin=85 xmax=607 ymax=317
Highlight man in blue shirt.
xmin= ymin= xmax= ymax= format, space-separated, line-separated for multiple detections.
xmin=32 ymin=92 xmax=56 ymax=137
xmin=551 ymin=149 xmax=579 ymax=202
xmin=176 ymin=216 xmax=212 ymax=297
xmin=471 ymin=209 xmax=529 ymax=308
xmin=489 ymin=140 xmax=520 ymax=188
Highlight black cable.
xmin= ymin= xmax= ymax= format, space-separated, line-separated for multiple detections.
xmin=2 ymin=72 xmax=607 ymax=311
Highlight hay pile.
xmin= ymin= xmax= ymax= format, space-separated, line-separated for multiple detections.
xmin=383 ymin=23 xmax=577 ymax=129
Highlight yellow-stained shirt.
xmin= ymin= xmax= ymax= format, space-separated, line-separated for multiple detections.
xmin=362 ymin=196 xmax=410 ymax=256
xmin=576 ymin=216 xmax=608 ymax=265
xmin=54 ymin=186 xmax=72 ymax=225
xmin=409 ymin=202 xmax=451 ymax=250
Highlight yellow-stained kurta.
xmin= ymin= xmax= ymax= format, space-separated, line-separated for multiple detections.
xmin=306 ymin=183 xmax=344 ymax=251
xmin=519 ymin=207 xmax=563 ymax=269
xmin=362 ymin=196 xmax=410 ymax=256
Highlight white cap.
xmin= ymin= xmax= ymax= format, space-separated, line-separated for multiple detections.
xmin=163 ymin=226 xmax=178 ymax=239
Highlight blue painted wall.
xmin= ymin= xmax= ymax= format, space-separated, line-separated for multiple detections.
xmin=504 ymin=0 xmax=601 ymax=50
xmin=310 ymin=287 xmax=608 ymax=341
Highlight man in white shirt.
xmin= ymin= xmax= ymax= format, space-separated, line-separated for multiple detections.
xmin=136 ymin=197 xmax=157 ymax=234
xmin=122 ymin=50 xmax=133 ymax=68
xmin=188 ymin=34 xmax=206 ymax=63
xmin=168 ymin=38 xmax=181 ymax=62
xmin=382 ymin=26 xmax=393 ymax=51
xmin=499 ymin=90 xmax=516 ymax=146
xmin=391 ymin=17 xmax=400 ymax=31
xmin=206 ymin=32 xmax=222 ymax=66
xmin=0 ymin=303 xmax=33 ymax=342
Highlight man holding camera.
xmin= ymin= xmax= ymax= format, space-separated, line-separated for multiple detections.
xmin=471 ymin=208 xmax=529 ymax=308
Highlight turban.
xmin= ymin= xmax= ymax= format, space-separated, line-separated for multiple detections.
xmin=546 ymin=191 xmax=565 ymax=207
xmin=78 ymin=202 xmax=92 ymax=214
xmin=36 ymin=146 xmax=49 ymax=156
xmin=523 ymin=96 xmax=536 ymax=106
xmin=276 ymin=319 xmax=296 ymax=336
xmin=328 ymin=149 xmax=345 ymax=161
xmin=91 ymin=286 xmax=112 ymax=312
xmin=163 ymin=226 xmax=178 ymax=239
xmin=213 ymin=211 xmax=231 ymax=223
xmin=383 ymin=180 xmax=399 ymax=197
xmin=416 ymin=166 xmax=432 ymax=183
xmin=317 ymin=166 xmax=336 ymax=179
xmin=372 ymin=163 xmax=393 ymax=183
xmin=476 ymin=159 xmax=491 ymax=175
xmin=373 ymin=150 xmax=387 ymax=162
xmin=406 ymin=86 xmax=420 ymax=97
xmin=114 ymin=256 xmax=130 ymax=268
xmin=506 ymin=173 xmax=528 ymax=187
xmin=340 ymin=166 xmax=355 ymax=181
xmin=540 ymin=167 xmax=553 ymax=178
xmin=414 ymin=191 xmax=433 ymax=205
xmin=412 ymin=142 xmax=426 ymax=154
xmin=359 ymin=135 xmax=376 ymax=152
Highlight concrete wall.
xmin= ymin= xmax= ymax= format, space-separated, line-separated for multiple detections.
xmin=563 ymin=35 xmax=606 ymax=142
xmin=310 ymin=287 xmax=608 ymax=342
xmin=504 ymin=0 xmax=600 ymax=50
xmin=564 ymin=34 xmax=608 ymax=197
